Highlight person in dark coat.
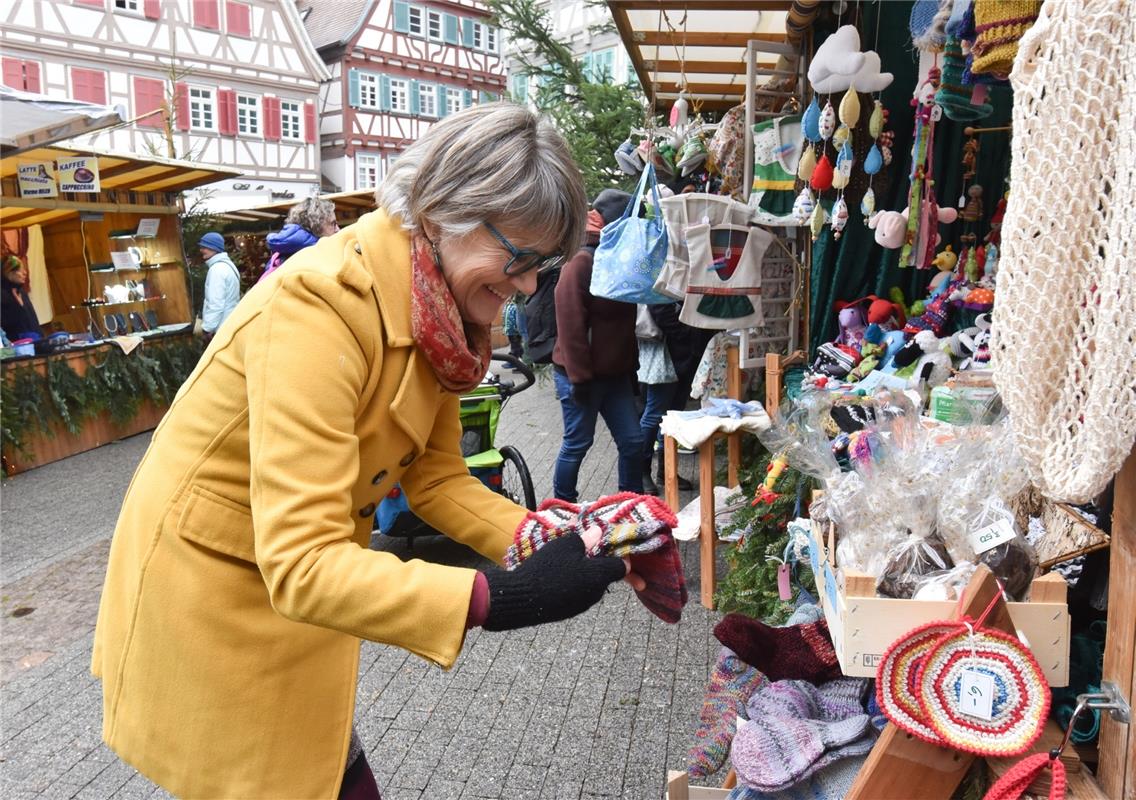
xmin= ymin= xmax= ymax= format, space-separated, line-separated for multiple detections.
xmin=551 ymin=189 xmax=643 ymax=501
xmin=1 ymin=250 xmax=41 ymax=341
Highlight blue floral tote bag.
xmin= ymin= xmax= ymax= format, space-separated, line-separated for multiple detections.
xmin=590 ymin=163 xmax=672 ymax=305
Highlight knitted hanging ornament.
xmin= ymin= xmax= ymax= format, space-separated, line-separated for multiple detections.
xmin=970 ymin=0 xmax=1042 ymax=78
xmin=876 ymin=622 xmax=956 ymax=745
xmin=936 ymin=37 xmax=994 ymax=121
xmin=917 ymin=622 xmax=1050 ymax=757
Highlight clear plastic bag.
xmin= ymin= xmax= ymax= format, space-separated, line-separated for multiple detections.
xmin=876 ymin=530 xmax=955 ymax=599
xmin=912 ymin=562 xmax=978 ymax=601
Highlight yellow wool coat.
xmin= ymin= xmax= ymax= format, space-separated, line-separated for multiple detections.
xmin=91 ymin=210 xmax=527 ymax=799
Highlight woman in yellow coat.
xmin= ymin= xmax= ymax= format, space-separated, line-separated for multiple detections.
xmin=92 ymin=104 xmax=630 ymax=799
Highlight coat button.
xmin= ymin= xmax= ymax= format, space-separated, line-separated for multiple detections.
xmin=359 ymin=503 xmax=376 ymax=518
xmin=354 ymin=243 xmax=362 ymax=255
xmin=399 ymin=452 xmax=415 ymax=467
xmin=371 ymin=470 xmax=387 ymax=485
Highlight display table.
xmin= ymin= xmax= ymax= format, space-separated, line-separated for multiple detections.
xmin=1 ymin=331 xmax=198 ymax=475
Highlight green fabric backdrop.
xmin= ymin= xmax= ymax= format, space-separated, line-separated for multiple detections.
xmin=807 ymin=0 xmax=1012 ymax=353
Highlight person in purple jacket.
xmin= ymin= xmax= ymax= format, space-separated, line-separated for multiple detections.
xmin=259 ymin=197 xmax=339 ymax=281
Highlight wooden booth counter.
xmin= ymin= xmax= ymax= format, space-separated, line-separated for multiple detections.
xmin=1 ymin=331 xmax=200 ymax=475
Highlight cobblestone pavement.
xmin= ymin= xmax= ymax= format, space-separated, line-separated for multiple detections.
xmin=1 ymin=364 xmax=725 ymax=799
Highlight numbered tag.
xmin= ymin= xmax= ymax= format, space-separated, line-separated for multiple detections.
xmin=777 ymin=563 xmax=792 ymax=601
xmin=930 ymin=104 xmax=943 ymax=121
xmin=959 ymin=669 xmax=995 ymax=720
xmin=968 ymin=518 xmax=1018 ymax=555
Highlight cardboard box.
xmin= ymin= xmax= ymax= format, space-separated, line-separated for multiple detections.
xmin=806 ymin=519 xmax=1070 ymax=686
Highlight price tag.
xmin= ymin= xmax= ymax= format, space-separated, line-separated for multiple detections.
xmin=777 ymin=563 xmax=792 ymax=601
xmin=959 ymin=669 xmax=995 ymax=720
xmin=968 ymin=518 xmax=1018 ymax=555
xmin=930 ymin=104 xmax=943 ymax=121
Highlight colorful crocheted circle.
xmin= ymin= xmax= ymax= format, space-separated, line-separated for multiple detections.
xmin=917 ymin=627 xmax=1050 ymax=757
xmin=876 ymin=623 xmax=955 ymax=745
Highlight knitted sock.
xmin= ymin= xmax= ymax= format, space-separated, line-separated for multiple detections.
xmin=687 ymin=647 xmax=767 ymax=779
xmin=628 ymin=533 xmax=688 ymax=623
xmin=714 ymin=613 xmax=841 ymax=683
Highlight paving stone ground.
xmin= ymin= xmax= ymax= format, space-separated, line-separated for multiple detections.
xmin=0 ymin=363 xmax=728 ymax=799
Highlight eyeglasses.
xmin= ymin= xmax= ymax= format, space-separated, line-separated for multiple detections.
xmin=483 ymin=222 xmax=565 ymax=276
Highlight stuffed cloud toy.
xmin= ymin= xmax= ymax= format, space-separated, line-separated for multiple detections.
xmin=808 ymin=25 xmax=894 ymax=94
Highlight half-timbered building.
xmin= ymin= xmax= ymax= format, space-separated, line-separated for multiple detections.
xmin=0 ymin=0 xmax=330 ymax=212
xmin=301 ymin=0 xmax=507 ymax=192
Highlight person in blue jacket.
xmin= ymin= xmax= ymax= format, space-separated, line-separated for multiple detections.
xmin=260 ymin=197 xmax=338 ymax=282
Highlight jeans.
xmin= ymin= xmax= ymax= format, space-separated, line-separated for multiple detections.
xmin=639 ymin=382 xmax=677 ymax=460
xmin=553 ymin=370 xmax=644 ymax=502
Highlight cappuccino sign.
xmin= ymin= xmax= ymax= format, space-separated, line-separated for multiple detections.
xmin=57 ymin=157 xmax=100 ymax=193
xmin=17 ymin=161 xmax=57 ymax=198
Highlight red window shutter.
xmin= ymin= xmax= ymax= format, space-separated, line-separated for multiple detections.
xmin=71 ymin=68 xmax=107 ymax=104
xmin=303 ymin=100 xmax=316 ymax=144
xmin=264 ymin=96 xmax=280 ymax=141
xmin=174 ymin=81 xmax=191 ymax=131
xmin=143 ymin=0 xmax=160 ymax=19
xmin=216 ymin=89 xmax=235 ymax=135
xmin=133 ymin=76 xmax=165 ymax=128
xmin=2 ymin=58 xmax=23 ymax=90
xmin=225 ymin=1 xmax=250 ymax=37
xmin=23 ymin=61 xmax=40 ymax=94
xmin=193 ymin=0 xmax=219 ymax=30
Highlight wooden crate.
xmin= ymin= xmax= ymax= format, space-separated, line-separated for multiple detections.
xmin=806 ymin=519 xmax=1071 ymax=686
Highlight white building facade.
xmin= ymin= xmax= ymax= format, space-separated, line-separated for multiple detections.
xmin=0 ymin=0 xmax=330 ymax=212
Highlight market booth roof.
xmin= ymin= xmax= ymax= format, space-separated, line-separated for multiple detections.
xmin=607 ymin=0 xmax=817 ymax=112
xmin=0 ymin=86 xmax=127 ymax=157
xmin=218 ymin=189 xmax=378 ymax=226
xmin=0 ymin=145 xmax=240 ymax=229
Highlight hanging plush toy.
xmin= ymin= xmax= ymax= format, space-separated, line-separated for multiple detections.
xmin=792 ymin=186 xmax=815 ymax=223
xmin=810 ymin=153 xmax=834 ymax=190
xmin=803 ymin=97 xmax=822 ymax=142
xmin=861 ymin=187 xmax=876 ymax=218
xmin=819 ymin=101 xmax=837 ymax=140
xmin=869 ymin=100 xmax=885 ymax=138
xmin=797 ymin=146 xmax=817 ymax=181
xmin=808 ymin=25 xmax=894 ymax=94
xmin=869 ymin=205 xmax=959 ymax=250
xmin=831 ymin=196 xmax=850 ymax=238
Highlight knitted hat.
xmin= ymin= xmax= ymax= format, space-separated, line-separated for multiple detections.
xmin=970 ymin=0 xmax=1042 ymax=78
xmin=731 ymin=679 xmax=874 ymax=793
xmin=725 ymin=754 xmax=867 ymax=800
xmin=592 ymin=189 xmax=633 ymax=226
xmin=935 ymin=38 xmax=994 ymax=121
xmin=198 ymin=231 xmax=225 ymax=252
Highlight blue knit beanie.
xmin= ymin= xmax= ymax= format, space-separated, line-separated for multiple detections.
xmin=198 ymin=231 xmax=225 ymax=252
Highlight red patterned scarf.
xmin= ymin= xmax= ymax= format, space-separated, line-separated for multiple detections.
xmin=409 ymin=237 xmax=491 ymax=393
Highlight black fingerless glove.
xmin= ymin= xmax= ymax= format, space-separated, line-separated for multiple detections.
xmin=482 ymin=534 xmax=626 ymax=631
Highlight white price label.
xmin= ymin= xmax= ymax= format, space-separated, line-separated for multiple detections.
xmin=959 ymin=669 xmax=995 ymax=720
xmin=968 ymin=518 xmax=1017 ymax=555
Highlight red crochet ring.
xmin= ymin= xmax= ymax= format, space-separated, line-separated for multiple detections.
xmin=983 ymin=751 xmax=1066 ymax=800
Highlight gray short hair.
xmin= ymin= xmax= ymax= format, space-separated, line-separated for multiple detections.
xmin=285 ymin=197 xmax=337 ymax=234
xmin=377 ymin=102 xmax=586 ymax=258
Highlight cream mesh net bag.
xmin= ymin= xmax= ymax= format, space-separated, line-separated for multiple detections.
xmin=991 ymin=0 xmax=1136 ymax=504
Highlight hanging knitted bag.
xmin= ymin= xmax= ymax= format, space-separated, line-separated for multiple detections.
xmin=590 ymin=163 xmax=672 ymax=305
xmin=916 ymin=595 xmax=1050 ymax=757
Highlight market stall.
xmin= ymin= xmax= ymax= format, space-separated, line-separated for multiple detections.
xmin=605 ymin=1 xmax=1133 ymax=797
xmin=1 ymin=144 xmax=238 ymax=475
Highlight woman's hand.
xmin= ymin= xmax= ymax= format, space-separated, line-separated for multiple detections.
xmin=581 ymin=524 xmax=646 ymax=592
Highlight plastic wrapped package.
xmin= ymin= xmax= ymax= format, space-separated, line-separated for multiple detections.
xmin=876 ymin=530 xmax=955 ymax=598
xmin=758 ymin=397 xmax=842 ymax=483
xmin=912 ymin=562 xmax=978 ymax=601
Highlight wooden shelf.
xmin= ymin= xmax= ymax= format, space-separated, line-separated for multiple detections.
xmin=90 ymin=262 xmax=181 ymax=273
xmin=71 ymin=296 xmax=166 ymax=310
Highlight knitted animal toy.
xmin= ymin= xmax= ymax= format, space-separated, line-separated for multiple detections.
xmin=833 ymin=303 xmax=867 ymax=349
xmin=929 ymin=246 xmax=958 ymax=295
xmin=892 ymin=330 xmax=952 ymax=389
xmin=868 ymin=205 xmax=958 ymax=250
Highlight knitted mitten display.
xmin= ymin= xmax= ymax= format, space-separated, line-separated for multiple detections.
xmin=714 ymin=613 xmax=841 ymax=683
xmin=732 ymin=678 xmax=874 ymax=793
xmin=504 ymin=493 xmax=687 ymax=623
xmin=687 ymin=647 xmax=767 ymax=778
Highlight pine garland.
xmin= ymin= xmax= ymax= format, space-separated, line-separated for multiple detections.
xmin=1 ymin=336 xmax=204 ymax=461
xmin=715 ymin=448 xmax=816 ymax=624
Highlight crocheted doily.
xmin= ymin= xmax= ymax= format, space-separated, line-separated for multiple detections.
xmin=876 ymin=622 xmax=954 ymax=745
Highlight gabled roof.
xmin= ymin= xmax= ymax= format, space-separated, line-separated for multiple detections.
xmin=299 ymin=0 xmax=376 ymax=51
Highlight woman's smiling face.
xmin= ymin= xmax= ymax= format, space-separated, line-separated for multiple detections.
xmin=427 ymin=223 xmax=557 ymax=326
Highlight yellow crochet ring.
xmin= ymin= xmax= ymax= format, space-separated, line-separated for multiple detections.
xmin=917 ymin=625 xmax=1050 ymax=757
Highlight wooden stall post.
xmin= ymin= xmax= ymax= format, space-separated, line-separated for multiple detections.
xmin=664 ymin=434 xmax=680 ymax=513
xmin=726 ymin=343 xmax=741 ymax=489
xmin=1099 ymin=449 xmax=1136 ymax=800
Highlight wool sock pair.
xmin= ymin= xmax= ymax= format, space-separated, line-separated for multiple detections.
xmin=732 ymin=678 xmax=874 ymax=793
xmin=713 ymin=612 xmax=841 ymax=684
xmin=505 ymin=493 xmax=688 ymax=623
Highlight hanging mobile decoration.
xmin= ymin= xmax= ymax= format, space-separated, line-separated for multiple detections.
xmin=809 ymin=201 xmax=826 ymax=240
xmin=899 ymin=67 xmax=943 ymax=268
xmin=792 ymin=186 xmax=815 ymax=223
xmin=839 ymin=84 xmax=860 ymax=126
xmin=832 ymin=124 xmax=851 ymax=149
xmin=831 ymin=196 xmax=849 ymax=238
xmin=832 ymin=140 xmax=854 ymax=190
xmin=860 ymin=186 xmax=876 ymax=217
xmin=869 ymin=99 xmax=885 ymax=138
xmin=803 ymin=97 xmax=822 ymax=142
xmin=810 ymin=152 xmax=834 ymax=190
xmin=797 ymin=146 xmax=817 ymax=181
xmin=819 ymin=100 xmax=837 ymax=140
xmin=864 ymin=143 xmax=883 ymax=175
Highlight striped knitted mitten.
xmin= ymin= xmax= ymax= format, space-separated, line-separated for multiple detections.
xmin=504 ymin=493 xmax=687 ymax=623
xmin=688 ymin=647 xmax=767 ymax=778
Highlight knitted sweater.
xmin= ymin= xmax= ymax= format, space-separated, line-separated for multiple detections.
xmin=552 ymin=233 xmax=637 ymax=384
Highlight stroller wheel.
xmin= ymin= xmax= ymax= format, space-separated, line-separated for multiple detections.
xmin=498 ymin=446 xmax=536 ymax=510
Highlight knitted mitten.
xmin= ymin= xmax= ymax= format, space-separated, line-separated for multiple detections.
xmin=714 ymin=613 xmax=841 ymax=683
xmin=628 ymin=533 xmax=688 ymax=623
xmin=687 ymin=647 xmax=767 ymax=778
